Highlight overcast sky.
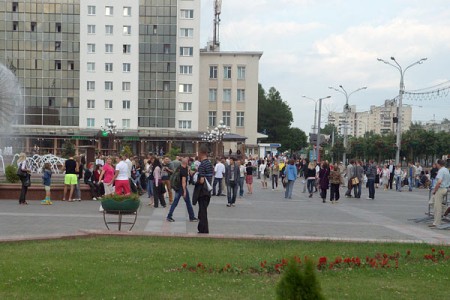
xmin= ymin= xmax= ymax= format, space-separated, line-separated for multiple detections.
xmin=200 ymin=0 xmax=450 ymax=134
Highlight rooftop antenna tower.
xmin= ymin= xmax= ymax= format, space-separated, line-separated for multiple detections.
xmin=212 ymin=0 xmax=222 ymax=51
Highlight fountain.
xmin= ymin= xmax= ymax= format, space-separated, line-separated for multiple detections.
xmin=9 ymin=153 xmax=66 ymax=174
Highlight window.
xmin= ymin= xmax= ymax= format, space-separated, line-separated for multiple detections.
xmin=67 ymin=98 xmax=74 ymax=107
xmin=223 ymin=66 xmax=232 ymax=79
xmin=105 ymin=81 xmax=113 ymax=91
xmin=123 ymin=6 xmax=131 ymax=16
xmin=208 ymin=111 xmax=217 ymax=127
xmin=179 ymin=84 xmax=192 ymax=93
xmin=223 ymin=89 xmax=231 ymax=102
xmin=87 ymin=81 xmax=95 ymax=91
xmin=209 ymin=66 xmax=218 ymax=79
xmin=12 ymin=2 xmax=18 ymax=12
xmin=178 ymin=120 xmax=192 ymax=129
xmin=87 ymin=62 xmax=95 ymax=72
xmin=237 ymin=66 xmax=246 ymax=80
xmin=105 ymin=6 xmax=113 ymax=16
xmin=236 ymin=112 xmax=245 ymax=127
xmin=180 ymin=9 xmax=194 ymax=19
xmin=122 ymin=100 xmax=130 ymax=110
xmin=31 ymin=22 xmax=36 ymax=32
xmin=237 ymin=89 xmax=245 ymax=102
xmin=122 ymin=81 xmax=131 ymax=91
xmin=55 ymin=41 xmax=61 ymax=51
xmin=123 ymin=25 xmax=131 ymax=35
xmin=179 ymin=28 xmax=193 ymax=38
xmin=123 ymin=63 xmax=131 ymax=72
xmin=163 ymin=81 xmax=170 ymax=91
xmin=68 ymin=61 xmax=74 ymax=70
xmin=56 ymin=22 xmax=61 ymax=32
xmin=153 ymin=25 xmax=157 ymax=34
xmin=105 ymin=100 xmax=113 ymax=109
xmin=104 ymin=119 xmax=111 ymax=127
xmin=222 ymin=111 xmax=231 ymax=126
xmin=209 ymin=89 xmax=217 ymax=102
xmin=105 ymin=44 xmax=113 ymax=53
xmin=123 ymin=44 xmax=131 ymax=54
xmin=105 ymin=63 xmax=113 ymax=72
xmin=48 ymin=97 xmax=54 ymax=107
xmin=180 ymin=47 xmax=193 ymax=56
xmin=164 ymin=44 xmax=170 ymax=54
xmin=178 ymin=102 xmax=192 ymax=111
xmin=87 ymin=99 xmax=95 ymax=109
xmin=87 ymin=24 xmax=96 ymax=34
xmin=179 ymin=65 xmax=193 ymax=75
xmin=88 ymin=5 xmax=96 ymax=15
xmin=55 ymin=60 xmax=61 ymax=70
xmin=122 ymin=119 xmax=130 ymax=128
xmin=105 ymin=25 xmax=113 ymax=35
xmin=87 ymin=43 xmax=95 ymax=53
xmin=13 ymin=21 xmax=18 ymax=31
xmin=87 ymin=118 xmax=95 ymax=128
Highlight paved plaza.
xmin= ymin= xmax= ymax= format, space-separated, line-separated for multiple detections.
xmin=1 ymin=182 xmax=449 ymax=244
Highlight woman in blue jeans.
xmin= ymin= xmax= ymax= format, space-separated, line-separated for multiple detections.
xmin=284 ymin=159 xmax=297 ymax=199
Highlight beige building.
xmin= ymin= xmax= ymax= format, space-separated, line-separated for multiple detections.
xmin=328 ymin=100 xmax=412 ymax=137
xmin=199 ymin=50 xmax=263 ymax=152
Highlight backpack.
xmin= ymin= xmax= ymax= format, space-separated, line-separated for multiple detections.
xmin=170 ymin=166 xmax=181 ymax=192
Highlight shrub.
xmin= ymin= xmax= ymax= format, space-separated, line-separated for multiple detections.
xmin=120 ymin=145 xmax=133 ymax=158
xmin=101 ymin=193 xmax=140 ymax=202
xmin=61 ymin=141 xmax=75 ymax=158
xmin=5 ymin=164 xmax=20 ymax=183
xmin=167 ymin=147 xmax=181 ymax=160
xmin=276 ymin=258 xmax=325 ymax=300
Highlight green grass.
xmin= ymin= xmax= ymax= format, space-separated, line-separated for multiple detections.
xmin=0 ymin=236 xmax=449 ymax=299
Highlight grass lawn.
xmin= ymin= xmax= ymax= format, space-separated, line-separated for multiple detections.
xmin=0 ymin=236 xmax=449 ymax=299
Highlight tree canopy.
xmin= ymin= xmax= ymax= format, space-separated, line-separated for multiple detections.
xmin=258 ymin=84 xmax=307 ymax=152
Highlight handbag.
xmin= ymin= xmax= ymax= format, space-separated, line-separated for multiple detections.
xmin=17 ymin=163 xmax=27 ymax=178
xmin=204 ymin=178 xmax=213 ymax=192
xmin=351 ymin=177 xmax=359 ymax=185
xmin=23 ymin=174 xmax=31 ymax=187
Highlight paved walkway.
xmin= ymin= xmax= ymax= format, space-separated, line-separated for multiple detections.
xmin=1 ymin=181 xmax=449 ymax=244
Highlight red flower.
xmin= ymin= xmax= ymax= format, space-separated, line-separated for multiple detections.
xmin=182 ymin=263 xmax=187 ymax=269
xmin=406 ymin=250 xmax=411 ymax=256
xmin=334 ymin=256 xmax=342 ymax=264
xmin=318 ymin=256 xmax=327 ymax=265
xmin=432 ymin=248 xmax=436 ymax=253
xmin=294 ymin=256 xmax=301 ymax=264
xmin=197 ymin=262 xmax=204 ymax=268
xmin=281 ymin=258 xmax=288 ymax=266
xmin=226 ymin=263 xmax=231 ymax=269
xmin=260 ymin=261 xmax=266 ymax=268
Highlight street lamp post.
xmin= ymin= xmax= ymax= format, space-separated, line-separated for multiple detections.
xmin=303 ymin=95 xmax=331 ymax=162
xmin=101 ymin=119 xmax=118 ymax=155
xmin=377 ymin=57 xmax=427 ymax=165
xmin=328 ymin=85 xmax=367 ymax=165
xmin=201 ymin=120 xmax=230 ymax=157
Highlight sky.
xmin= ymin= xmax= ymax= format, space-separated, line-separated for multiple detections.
xmin=200 ymin=0 xmax=450 ymax=134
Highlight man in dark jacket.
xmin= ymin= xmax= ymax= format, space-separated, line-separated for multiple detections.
xmin=366 ymin=160 xmax=377 ymax=200
xmin=225 ymin=157 xmax=240 ymax=207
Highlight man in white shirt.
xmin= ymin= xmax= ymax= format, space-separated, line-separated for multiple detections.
xmin=213 ymin=158 xmax=225 ymax=196
xmin=113 ymin=155 xmax=130 ymax=195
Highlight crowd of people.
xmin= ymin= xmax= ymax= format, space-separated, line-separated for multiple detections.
xmin=15 ymin=148 xmax=449 ymax=232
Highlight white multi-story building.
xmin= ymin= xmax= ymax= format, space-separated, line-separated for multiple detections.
xmin=0 ymin=0 xmax=262 ymax=156
xmin=80 ymin=0 xmax=140 ymax=131
xmin=328 ymin=100 xmax=412 ymax=137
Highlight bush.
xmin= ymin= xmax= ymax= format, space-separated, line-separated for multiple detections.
xmin=120 ymin=145 xmax=133 ymax=158
xmin=5 ymin=165 xmax=20 ymax=183
xmin=167 ymin=147 xmax=181 ymax=160
xmin=61 ymin=141 xmax=75 ymax=158
xmin=276 ymin=258 xmax=325 ymax=300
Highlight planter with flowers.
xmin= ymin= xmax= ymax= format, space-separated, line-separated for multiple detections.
xmin=101 ymin=193 xmax=141 ymax=231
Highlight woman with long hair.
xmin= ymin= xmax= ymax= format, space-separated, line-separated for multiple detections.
xmin=152 ymin=157 xmax=167 ymax=208
xmin=17 ymin=153 xmax=30 ymax=205
xmin=319 ymin=161 xmax=330 ymax=203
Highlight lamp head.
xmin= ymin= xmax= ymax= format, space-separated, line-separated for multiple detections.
xmin=390 ymin=56 xmax=395 ymax=61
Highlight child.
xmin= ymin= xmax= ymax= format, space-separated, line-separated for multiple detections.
xmin=41 ymin=163 xmax=53 ymax=205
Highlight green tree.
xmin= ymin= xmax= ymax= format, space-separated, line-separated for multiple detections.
xmin=281 ymin=127 xmax=308 ymax=153
xmin=258 ymin=85 xmax=293 ymax=143
xmin=61 ymin=141 xmax=75 ymax=158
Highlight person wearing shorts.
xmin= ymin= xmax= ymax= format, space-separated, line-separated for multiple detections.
xmin=63 ymin=156 xmax=78 ymax=201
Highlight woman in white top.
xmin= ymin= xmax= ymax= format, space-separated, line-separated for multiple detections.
xmin=259 ymin=160 xmax=268 ymax=189
xmin=382 ymin=165 xmax=390 ymax=190
xmin=17 ymin=153 xmax=30 ymax=205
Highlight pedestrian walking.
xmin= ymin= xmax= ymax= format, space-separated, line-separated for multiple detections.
xmin=284 ymin=159 xmax=297 ymax=199
xmin=319 ymin=161 xmax=330 ymax=203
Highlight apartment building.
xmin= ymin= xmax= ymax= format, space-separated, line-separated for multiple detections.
xmin=199 ymin=50 xmax=263 ymax=151
xmin=0 ymin=0 xmax=261 ymax=156
xmin=328 ymin=100 xmax=412 ymax=137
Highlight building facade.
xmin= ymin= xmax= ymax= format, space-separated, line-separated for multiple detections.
xmin=328 ymin=100 xmax=413 ymax=138
xmin=0 ymin=0 xmax=261 ymax=156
